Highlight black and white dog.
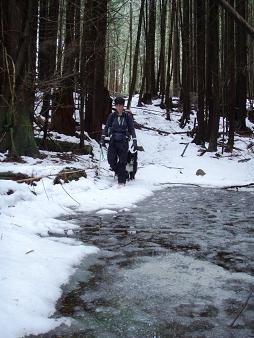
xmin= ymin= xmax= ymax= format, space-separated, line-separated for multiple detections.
xmin=126 ymin=149 xmax=138 ymax=180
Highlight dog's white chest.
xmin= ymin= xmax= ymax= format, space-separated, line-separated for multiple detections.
xmin=126 ymin=161 xmax=134 ymax=173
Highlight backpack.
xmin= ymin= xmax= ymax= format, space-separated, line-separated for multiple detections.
xmin=109 ymin=110 xmax=133 ymax=142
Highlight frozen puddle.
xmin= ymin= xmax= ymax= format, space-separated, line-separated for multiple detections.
xmin=26 ymin=187 xmax=254 ymax=338
xmin=67 ymin=253 xmax=253 ymax=338
xmin=114 ymin=253 xmax=254 ymax=334
xmin=27 ymin=252 xmax=254 ymax=338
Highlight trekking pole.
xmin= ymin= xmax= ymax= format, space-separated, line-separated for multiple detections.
xmin=98 ymin=145 xmax=103 ymax=176
xmin=97 ymin=136 xmax=110 ymax=177
xmin=98 ymin=144 xmax=106 ymax=177
xmin=100 ymin=144 xmax=105 ymax=160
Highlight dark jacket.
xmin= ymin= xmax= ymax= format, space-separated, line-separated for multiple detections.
xmin=102 ymin=110 xmax=136 ymax=142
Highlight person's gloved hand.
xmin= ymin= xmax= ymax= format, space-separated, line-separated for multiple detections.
xmin=100 ymin=136 xmax=106 ymax=147
xmin=131 ymin=139 xmax=138 ymax=151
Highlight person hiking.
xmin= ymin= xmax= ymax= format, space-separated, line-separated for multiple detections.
xmin=100 ymin=96 xmax=137 ymax=185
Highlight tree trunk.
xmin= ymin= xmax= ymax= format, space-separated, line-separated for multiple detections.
xmin=120 ymin=39 xmax=129 ymax=93
xmin=74 ymin=0 xmax=81 ymax=75
xmin=51 ymin=0 xmax=76 ymax=136
xmin=165 ymin=0 xmax=175 ymax=118
xmin=38 ymin=0 xmax=59 ymax=141
xmin=218 ymin=0 xmax=254 ymax=37
xmin=193 ymin=0 xmax=206 ymax=145
xmin=207 ymin=0 xmax=220 ymax=152
xmin=127 ymin=0 xmax=145 ymax=109
xmin=81 ymin=0 xmax=108 ymax=141
xmin=129 ymin=0 xmax=133 ymax=91
xmin=157 ymin=0 xmax=167 ymax=103
xmin=179 ymin=0 xmax=191 ymax=128
xmin=172 ymin=1 xmax=180 ymax=97
xmin=0 ymin=0 xmax=39 ymax=157
xmin=225 ymin=0 xmax=236 ymax=151
xmin=235 ymin=0 xmax=248 ymax=132
xmin=191 ymin=0 xmax=197 ymax=93
xmin=248 ymin=2 xmax=254 ymax=100
xmin=144 ymin=0 xmax=156 ymax=103
xmin=56 ymin=0 xmax=64 ymax=75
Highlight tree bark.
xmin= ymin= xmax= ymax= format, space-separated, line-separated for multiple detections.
xmin=179 ymin=0 xmax=191 ymax=128
xmin=193 ymin=0 xmax=206 ymax=145
xmin=225 ymin=0 xmax=236 ymax=151
xmin=127 ymin=0 xmax=145 ymax=109
xmin=38 ymin=0 xmax=59 ymax=141
xmin=81 ymin=0 xmax=108 ymax=141
xmin=0 ymin=0 xmax=39 ymax=157
xmin=235 ymin=0 xmax=248 ymax=132
xmin=144 ymin=0 xmax=156 ymax=102
xmin=218 ymin=0 xmax=254 ymax=38
xmin=157 ymin=0 xmax=168 ymax=102
xmin=165 ymin=0 xmax=175 ymax=119
xmin=51 ymin=0 xmax=76 ymax=136
xmin=172 ymin=1 xmax=180 ymax=97
xmin=207 ymin=0 xmax=220 ymax=152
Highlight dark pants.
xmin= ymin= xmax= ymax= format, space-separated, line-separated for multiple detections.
xmin=107 ymin=140 xmax=128 ymax=183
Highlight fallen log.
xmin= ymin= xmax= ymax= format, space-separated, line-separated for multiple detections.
xmin=0 ymin=171 xmax=30 ymax=181
xmin=238 ymin=158 xmax=251 ymax=163
xmin=222 ymin=183 xmax=254 ymax=189
xmin=0 ymin=168 xmax=87 ymax=184
xmin=134 ymin=122 xmax=188 ymax=135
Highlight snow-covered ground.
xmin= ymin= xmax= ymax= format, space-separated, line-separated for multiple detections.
xmin=0 ymin=97 xmax=254 ymax=337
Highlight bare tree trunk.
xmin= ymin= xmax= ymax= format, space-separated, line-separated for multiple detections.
xmin=138 ymin=59 xmax=146 ymax=106
xmin=127 ymin=0 xmax=145 ymax=109
xmin=235 ymin=0 xmax=248 ymax=132
xmin=248 ymin=2 xmax=254 ymax=100
xmin=165 ymin=0 xmax=175 ymax=119
xmin=82 ymin=0 xmax=108 ymax=141
xmin=179 ymin=0 xmax=191 ymax=128
xmin=51 ymin=0 xmax=76 ymax=136
xmin=192 ymin=0 xmax=197 ymax=92
xmin=74 ymin=0 xmax=81 ymax=75
xmin=144 ymin=0 xmax=156 ymax=103
xmin=157 ymin=0 xmax=168 ymax=103
xmin=38 ymin=0 xmax=59 ymax=141
xmin=172 ymin=0 xmax=180 ymax=97
xmin=129 ymin=0 xmax=133 ymax=91
xmin=208 ymin=0 xmax=220 ymax=152
xmin=56 ymin=0 xmax=64 ymax=75
xmin=38 ymin=0 xmax=49 ymax=141
xmin=225 ymin=0 xmax=236 ymax=151
xmin=193 ymin=0 xmax=206 ymax=145
xmin=218 ymin=0 xmax=254 ymax=37
xmin=188 ymin=0 xmax=195 ymax=92
xmin=0 ymin=0 xmax=39 ymax=157
xmin=120 ymin=38 xmax=129 ymax=93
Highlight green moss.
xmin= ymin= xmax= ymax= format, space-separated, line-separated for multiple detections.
xmin=53 ymin=167 xmax=87 ymax=184
xmin=35 ymin=137 xmax=93 ymax=155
